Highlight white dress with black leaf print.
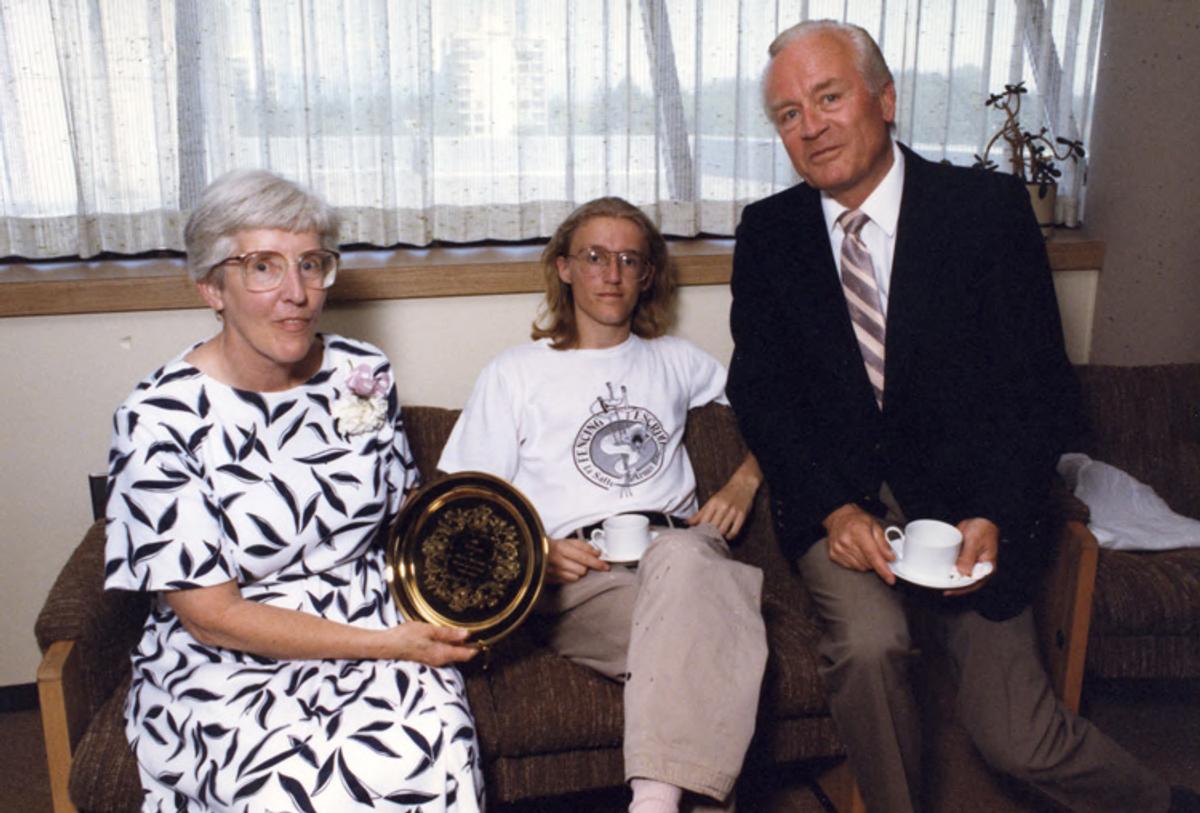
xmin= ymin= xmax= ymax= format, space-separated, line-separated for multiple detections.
xmin=104 ymin=335 xmax=484 ymax=812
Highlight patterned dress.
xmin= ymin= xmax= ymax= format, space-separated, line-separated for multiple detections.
xmin=104 ymin=335 xmax=484 ymax=812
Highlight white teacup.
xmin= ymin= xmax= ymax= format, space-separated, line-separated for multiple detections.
xmin=590 ymin=514 xmax=652 ymax=562
xmin=884 ymin=519 xmax=962 ymax=577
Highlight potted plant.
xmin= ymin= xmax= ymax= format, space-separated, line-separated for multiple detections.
xmin=973 ymin=81 xmax=1086 ymax=236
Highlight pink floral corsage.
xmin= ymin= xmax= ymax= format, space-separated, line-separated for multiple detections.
xmin=333 ymin=362 xmax=390 ymax=436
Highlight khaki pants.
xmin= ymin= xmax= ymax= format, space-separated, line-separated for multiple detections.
xmin=537 ymin=524 xmax=767 ymax=806
xmin=798 ymin=540 xmax=1170 ymax=813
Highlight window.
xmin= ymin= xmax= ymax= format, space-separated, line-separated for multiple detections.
xmin=0 ymin=0 xmax=1103 ymax=260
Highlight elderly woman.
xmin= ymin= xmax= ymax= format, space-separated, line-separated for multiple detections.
xmin=103 ymin=169 xmax=483 ymax=811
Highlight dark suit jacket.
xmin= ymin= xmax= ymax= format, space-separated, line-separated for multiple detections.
xmin=726 ymin=145 xmax=1081 ymax=619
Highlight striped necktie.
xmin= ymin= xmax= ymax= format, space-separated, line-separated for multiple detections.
xmin=838 ymin=209 xmax=886 ymax=408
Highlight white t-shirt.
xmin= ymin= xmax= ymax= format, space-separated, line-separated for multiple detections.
xmin=438 ymin=334 xmax=729 ymax=538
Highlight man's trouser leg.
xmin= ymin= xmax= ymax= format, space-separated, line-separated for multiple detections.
xmin=797 ymin=541 xmax=923 ymax=813
xmin=539 ymin=524 xmax=767 ymax=805
xmin=946 ymin=607 xmax=1171 ymax=813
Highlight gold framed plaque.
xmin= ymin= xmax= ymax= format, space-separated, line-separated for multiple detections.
xmin=386 ymin=471 xmax=548 ymax=646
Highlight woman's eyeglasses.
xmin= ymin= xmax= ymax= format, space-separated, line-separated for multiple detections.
xmin=211 ymin=249 xmax=340 ymax=292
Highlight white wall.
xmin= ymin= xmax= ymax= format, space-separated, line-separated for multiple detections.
xmin=1052 ymin=270 xmax=1098 ymax=365
xmin=0 ymin=279 xmax=1093 ymax=686
xmin=1085 ymin=2 xmax=1200 ymax=364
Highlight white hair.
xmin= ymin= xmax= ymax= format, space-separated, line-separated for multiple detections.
xmin=762 ymin=19 xmax=895 ymax=118
xmin=183 ymin=169 xmax=340 ymax=283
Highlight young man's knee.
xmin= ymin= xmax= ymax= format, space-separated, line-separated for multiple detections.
xmin=644 ymin=527 xmax=727 ymax=565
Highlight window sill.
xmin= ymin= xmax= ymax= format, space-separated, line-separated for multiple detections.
xmin=0 ymin=234 xmax=1103 ymax=319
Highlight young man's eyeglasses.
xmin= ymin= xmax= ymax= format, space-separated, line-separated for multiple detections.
xmin=567 ymin=246 xmax=652 ymax=282
xmin=211 ymin=250 xmax=340 ymax=292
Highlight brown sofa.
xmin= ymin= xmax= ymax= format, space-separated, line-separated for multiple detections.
xmin=35 ymin=401 xmax=1100 ymax=813
xmin=1073 ymin=364 xmax=1200 ymax=680
xmin=35 ymin=404 xmax=856 ymax=813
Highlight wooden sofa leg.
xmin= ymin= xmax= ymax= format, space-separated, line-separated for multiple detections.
xmin=815 ymin=759 xmax=867 ymax=813
xmin=37 ymin=640 xmax=83 ymax=813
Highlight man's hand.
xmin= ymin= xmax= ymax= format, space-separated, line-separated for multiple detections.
xmin=944 ymin=517 xmax=1000 ymax=596
xmin=823 ymin=503 xmax=896 ymax=584
xmin=546 ymin=537 xmax=610 ymax=584
xmin=690 ymin=452 xmax=763 ymax=539
xmin=691 ymin=480 xmax=755 ymax=538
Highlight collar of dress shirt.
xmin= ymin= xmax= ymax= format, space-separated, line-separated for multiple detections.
xmin=820 ymin=139 xmax=906 ymax=240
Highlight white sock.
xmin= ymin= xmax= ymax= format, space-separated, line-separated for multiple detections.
xmin=629 ymin=778 xmax=683 ymax=813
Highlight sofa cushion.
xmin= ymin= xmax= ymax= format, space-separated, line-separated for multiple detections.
xmin=1087 ymin=533 xmax=1200 ymax=680
xmin=1091 ymin=549 xmax=1200 ymax=637
xmin=469 ymin=645 xmax=625 ymax=757
xmin=35 ymin=520 xmax=149 ymax=722
xmin=758 ymin=588 xmax=829 ymax=718
xmin=1084 ymin=632 xmax=1200 ymax=680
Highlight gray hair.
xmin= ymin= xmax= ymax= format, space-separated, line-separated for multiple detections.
xmin=183 ymin=169 xmax=340 ymax=283
xmin=763 ymin=19 xmax=894 ymax=114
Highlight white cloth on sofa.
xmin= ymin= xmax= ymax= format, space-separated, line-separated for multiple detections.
xmin=1057 ymin=453 xmax=1200 ymax=550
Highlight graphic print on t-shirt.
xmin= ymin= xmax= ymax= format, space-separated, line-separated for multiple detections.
xmin=573 ymin=382 xmax=668 ymax=496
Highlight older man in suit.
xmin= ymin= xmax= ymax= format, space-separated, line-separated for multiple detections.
xmin=727 ymin=19 xmax=1183 ymax=813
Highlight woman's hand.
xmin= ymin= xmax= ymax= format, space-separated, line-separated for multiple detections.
xmin=546 ymin=537 xmax=609 ymax=584
xmin=378 ymin=622 xmax=478 ymax=667
xmin=689 ymin=452 xmax=763 ymax=539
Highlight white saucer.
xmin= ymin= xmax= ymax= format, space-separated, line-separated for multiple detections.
xmin=597 ymin=531 xmax=658 ymax=566
xmin=600 ymin=555 xmax=641 ymax=566
xmin=888 ymin=559 xmax=994 ymax=590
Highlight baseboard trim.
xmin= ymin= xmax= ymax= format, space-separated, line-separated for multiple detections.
xmin=0 ymin=682 xmax=39 ymax=712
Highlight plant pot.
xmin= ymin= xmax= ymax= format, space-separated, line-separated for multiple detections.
xmin=1025 ymin=181 xmax=1057 ymax=238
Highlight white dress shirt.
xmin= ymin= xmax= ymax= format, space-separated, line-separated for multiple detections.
xmin=820 ymin=140 xmax=906 ymax=316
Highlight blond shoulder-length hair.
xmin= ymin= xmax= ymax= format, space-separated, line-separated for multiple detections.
xmin=532 ymin=197 xmax=676 ymax=350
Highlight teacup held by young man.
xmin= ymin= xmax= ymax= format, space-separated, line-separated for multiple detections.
xmin=590 ymin=514 xmax=657 ymax=564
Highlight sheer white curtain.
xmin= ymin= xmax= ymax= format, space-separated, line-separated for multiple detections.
xmin=0 ymin=0 xmax=1103 ymax=260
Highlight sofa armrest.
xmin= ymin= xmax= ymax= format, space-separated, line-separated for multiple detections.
xmin=35 ymin=521 xmax=108 ymax=648
xmin=683 ymin=403 xmax=795 ymax=580
xmin=1035 ymin=519 xmax=1100 ymax=713
xmin=35 ymin=519 xmax=148 ymax=726
xmin=37 ymin=640 xmax=84 ymax=813
xmin=36 ymin=520 xmax=148 ymax=650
